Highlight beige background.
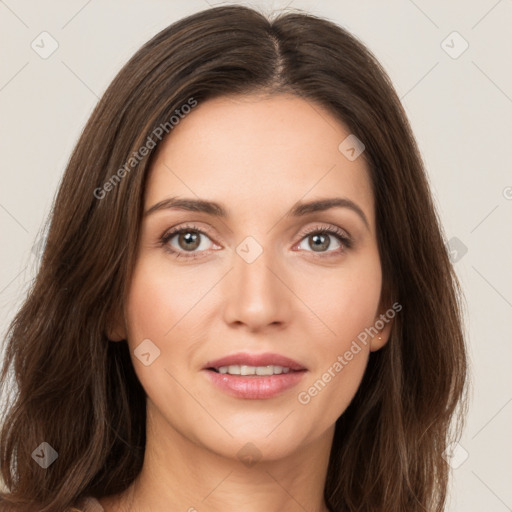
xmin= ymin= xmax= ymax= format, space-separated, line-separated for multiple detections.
xmin=1 ymin=0 xmax=511 ymax=509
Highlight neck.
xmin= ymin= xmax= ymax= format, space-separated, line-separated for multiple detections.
xmin=102 ymin=401 xmax=334 ymax=512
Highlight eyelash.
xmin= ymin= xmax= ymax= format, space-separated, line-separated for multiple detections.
xmin=159 ymin=223 xmax=352 ymax=260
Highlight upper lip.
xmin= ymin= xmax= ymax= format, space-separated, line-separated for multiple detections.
xmin=204 ymin=352 xmax=307 ymax=371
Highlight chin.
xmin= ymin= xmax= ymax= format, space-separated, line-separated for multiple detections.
xmin=199 ymin=419 xmax=319 ymax=462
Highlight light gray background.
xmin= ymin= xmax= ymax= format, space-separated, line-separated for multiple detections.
xmin=1 ymin=1 xmax=511 ymax=510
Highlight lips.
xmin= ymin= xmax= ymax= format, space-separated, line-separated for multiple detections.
xmin=203 ymin=352 xmax=307 ymax=372
xmin=202 ymin=352 xmax=307 ymax=399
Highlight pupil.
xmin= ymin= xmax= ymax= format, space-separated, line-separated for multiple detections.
xmin=179 ymin=231 xmax=200 ymax=251
xmin=310 ymin=233 xmax=329 ymax=252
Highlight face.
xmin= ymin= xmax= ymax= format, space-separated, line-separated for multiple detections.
xmin=111 ymin=93 xmax=391 ymax=462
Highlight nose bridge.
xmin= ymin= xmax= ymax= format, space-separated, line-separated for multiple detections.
xmin=221 ymin=236 xmax=291 ymax=329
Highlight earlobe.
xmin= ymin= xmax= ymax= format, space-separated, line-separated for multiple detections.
xmin=107 ymin=328 xmax=126 ymax=342
xmin=106 ymin=308 xmax=127 ymax=342
xmin=370 ymin=331 xmax=390 ymax=352
xmin=370 ymin=303 xmax=395 ymax=352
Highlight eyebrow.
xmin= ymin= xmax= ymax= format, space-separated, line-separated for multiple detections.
xmin=144 ymin=196 xmax=369 ymax=229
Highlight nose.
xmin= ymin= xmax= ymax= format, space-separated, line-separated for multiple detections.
xmin=221 ymin=243 xmax=292 ymax=332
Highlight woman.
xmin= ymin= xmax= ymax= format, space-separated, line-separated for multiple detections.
xmin=0 ymin=5 xmax=467 ymax=511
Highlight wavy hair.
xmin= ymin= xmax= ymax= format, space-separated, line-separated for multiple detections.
xmin=0 ymin=5 xmax=467 ymax=511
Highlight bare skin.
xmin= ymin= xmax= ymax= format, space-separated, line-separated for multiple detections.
xmin=104 ymin=93 xmax=392 ymax=512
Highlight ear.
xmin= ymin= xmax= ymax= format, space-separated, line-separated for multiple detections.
xmin=370 ymin=315 xmax=393 ymax=352
xmin=106 ymin=306 xmax=127 ymax=342
xmin=370 ymin=294 xmax=399 ymax=352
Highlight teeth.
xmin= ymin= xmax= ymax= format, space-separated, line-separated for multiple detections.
xmin=216 ymin=365 xmax=292 ymax=376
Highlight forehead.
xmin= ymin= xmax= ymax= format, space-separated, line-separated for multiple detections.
xmin=145 ymin=93 xmax=374 ymax=224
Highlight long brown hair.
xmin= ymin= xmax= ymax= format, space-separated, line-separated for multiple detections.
xmin=0 ymin=5 xmax=467 ymax=511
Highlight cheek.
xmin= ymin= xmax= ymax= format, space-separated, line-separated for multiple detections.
xmin=124 ymin=257 xmax=213 ymax=342
xmin=123 ymin=260 xmax=208 ymax=419
xmin=293 ymin=251 xmax=381 ymax=420
xmin=123 ymin=256 xmax=226 ymax=391
xmin=122 ymin=260 xmax=195 ymax=395
xmin=294 ymin=249 xmax=382 ymax=345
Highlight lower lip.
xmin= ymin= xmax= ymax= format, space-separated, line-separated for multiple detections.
xmin=203 ymin=369 xmax=307 ymax=399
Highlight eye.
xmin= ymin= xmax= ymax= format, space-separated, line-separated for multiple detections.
xmin=295 ymin=225 xmax=352 ymax=256
xmin=160 ymin=224 xmax=219 ymax=258
xmin=160 ymin=223 xmax=352 ymax=260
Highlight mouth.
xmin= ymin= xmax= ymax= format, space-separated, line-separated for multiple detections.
xmin=202 ymin=352 xmax=307 ymax=399
xmin=208 ymin=364 xmax=296 ymax=376
xmin=203 ymin=352 xmax=307 ymax=372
